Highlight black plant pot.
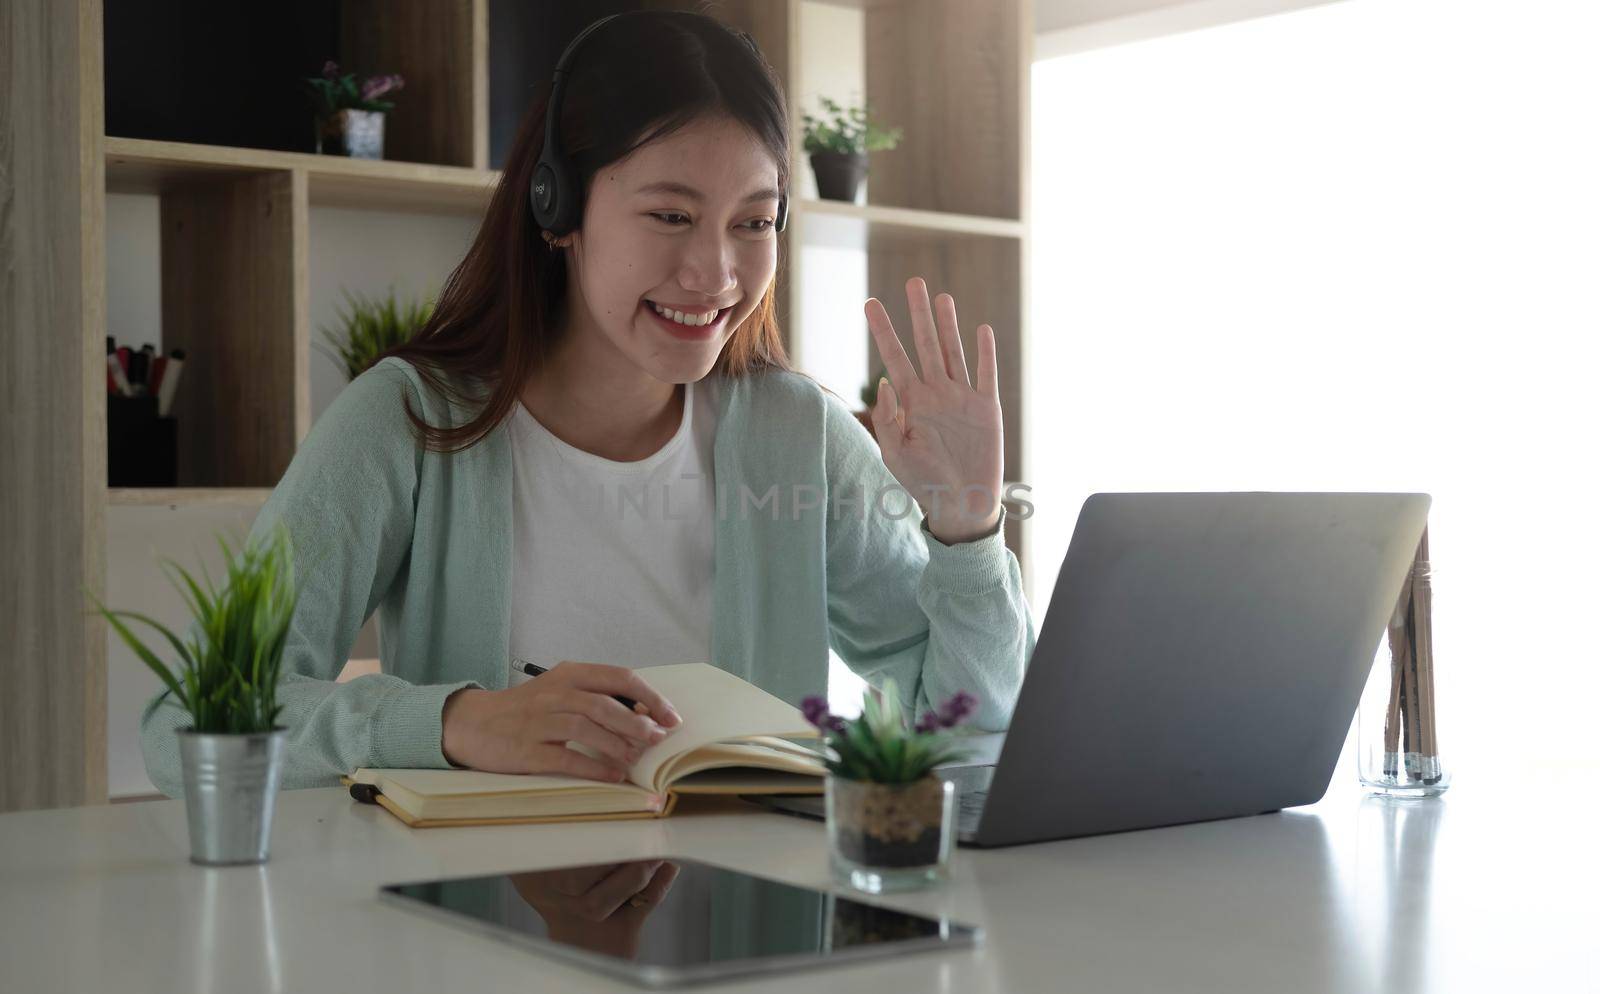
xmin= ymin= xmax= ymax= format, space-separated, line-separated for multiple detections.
xmin=810 ymin=151 xmax=868 ymax=203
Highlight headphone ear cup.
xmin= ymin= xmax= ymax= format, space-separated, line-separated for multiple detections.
xmin=530 ymin=160 xmax=560 ymax=231
xmin=533 ymin=159 xmax=579 ymax=236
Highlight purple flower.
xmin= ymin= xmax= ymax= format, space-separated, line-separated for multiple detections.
xmin=937 ymin=691 xmax=978 ymax=728
xmin=801 ymin=695 xmax=831 ymax=730
xmin=362 ymin=74 xmax=405 ymax=102
xmin=914 ymin=711 xmax=941 ymax=734
xmin=826 ymin=715 xmax=848 ymax=734
xmin=322 ymin=60 xmax=341 ymax=80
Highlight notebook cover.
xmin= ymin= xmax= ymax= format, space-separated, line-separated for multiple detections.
xmin=340 ymin=775 xmax=682 ymax=828
xmin=339 ymin=774 xmax=826 ymax=829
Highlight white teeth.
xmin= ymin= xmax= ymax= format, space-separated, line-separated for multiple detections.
xmin=650 ymin=301 xmax=719 ymax=327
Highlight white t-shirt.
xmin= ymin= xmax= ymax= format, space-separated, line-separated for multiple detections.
xmin=506 ymin=379 xmax=720 ymax=684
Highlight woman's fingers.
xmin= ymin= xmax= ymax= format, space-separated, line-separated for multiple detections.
xmin=977 ymin=323 xmax=999 ymax=399
xmin=864 ymin=297 xmax=919 ymax=388
xmin=867 ymin=279 xmax=980 ymax=390
xmin=548 ymin=713 xmax=639 ymax=768
xmin=556 ymin=662 xmax=682 ymax=728
xmin=934 ymin=292 xmax=971 ymax=387
xmin=640 ymin=859 xmax=680 ymax=904
xmin=548 ymin=864 xmax=617 ymax=897
xmin=904 ymin=277 xmax=948 ymax=381
xmin=559 ymin=690 xmax=667 ymax=748
xmin=582 ymin=860 xmax=664 ymax=920
xmin=530 ymin=742 xmax=629 ymax=782
xmin=619 ymin=860 xmax=680 ymax=915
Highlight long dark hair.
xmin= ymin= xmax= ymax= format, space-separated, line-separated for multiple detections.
xmin=384 ymin=10 xmax=795 ymax=453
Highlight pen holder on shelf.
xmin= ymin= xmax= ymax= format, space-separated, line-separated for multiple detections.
xmin=107 ymin=394 xmax=177 ymax=487
xmin=1357 ymin=526 xmax=1449 ymax=797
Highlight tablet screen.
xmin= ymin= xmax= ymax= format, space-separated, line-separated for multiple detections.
xmin=381 ymin=857 xmax=980 ymax=987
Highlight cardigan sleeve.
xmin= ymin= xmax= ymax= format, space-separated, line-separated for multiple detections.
xmin=138 ymin=359 xmax=482 ymax=796
xmin=820 ymin=393 xmax=1037 ymax=732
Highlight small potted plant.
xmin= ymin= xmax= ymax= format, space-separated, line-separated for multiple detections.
xmin=801 ymin=680 xmax=978 ymax=893
xmin=304 ymin=60 xmax=404 ymax=159
xmin=88 ymin=527 xmax=297 ymax=865
xmin=317 ymin=285 xmax=435 ymax=381
xmin=801 ymin=96 xmax=904 ymax=203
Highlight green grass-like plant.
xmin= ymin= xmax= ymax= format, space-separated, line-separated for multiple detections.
xmin=802 ymin=96 xmax=904 ymax=156
xmin=317 ymin=286 xmax=434 ymax=382
xmin=801 ymin=679 xmax=977 ymax=784
xmin=87 ymin=526 xmax=298 ymax=735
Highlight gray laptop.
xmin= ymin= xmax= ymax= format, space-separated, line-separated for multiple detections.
xmin=757 ymin=492 xmax=1431 ymax=847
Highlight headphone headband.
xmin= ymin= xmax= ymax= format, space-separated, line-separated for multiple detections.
xmin=530 ymin=12 xmax=788 ymax=237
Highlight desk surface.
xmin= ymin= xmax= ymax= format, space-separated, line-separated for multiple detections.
xmin=2 ymin=755 xmax=1594 ymax=994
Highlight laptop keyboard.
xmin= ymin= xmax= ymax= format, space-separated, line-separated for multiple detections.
xmin=939 ymin=765 xmax=995 ymax=836
xmin=956 ymin=789 xmax=989 ymax=834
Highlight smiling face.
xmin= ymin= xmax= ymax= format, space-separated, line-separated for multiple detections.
xmin=552 ymin=113 xmax=783 ymax=385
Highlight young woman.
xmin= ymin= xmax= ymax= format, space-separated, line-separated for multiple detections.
xmin=140 ymin=11 xmax=1036 ymax=796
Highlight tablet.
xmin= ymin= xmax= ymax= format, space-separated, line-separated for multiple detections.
xmin=379 ymin=856 xmax=981 ymax=988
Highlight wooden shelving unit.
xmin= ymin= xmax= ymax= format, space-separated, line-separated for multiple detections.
xmin=105 ymin=139 xmax=1025 ymax=233
xmin=4 ymin=0 xmax=1030 ymax=810
xmin=107 ymin=488 xmax=274 ymax=507
xmin=105 ymin=137 xmax=500 ymax=214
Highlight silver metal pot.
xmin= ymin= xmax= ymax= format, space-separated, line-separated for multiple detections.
xmin=176 ymin=728 xmax=288 ymax=866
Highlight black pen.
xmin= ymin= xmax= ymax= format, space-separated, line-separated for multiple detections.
xmin=510 ymin=658 xmax=649 ymax=715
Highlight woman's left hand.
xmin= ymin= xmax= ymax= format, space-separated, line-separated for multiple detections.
xmin=864 ymin=277 xmax=1005 ymax=545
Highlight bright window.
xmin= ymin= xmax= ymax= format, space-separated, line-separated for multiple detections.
xmin=1028 ymin=0 xmax=1600 ymax=771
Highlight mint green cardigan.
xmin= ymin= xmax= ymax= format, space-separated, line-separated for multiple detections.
xmin=140 ymin=357 xmax=1037 ymax=796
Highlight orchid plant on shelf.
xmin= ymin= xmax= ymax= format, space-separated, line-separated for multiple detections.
xmin=304 ymin=61 xmax=405 ymax=118
xmin=801 ymin=679 xmax=978 ymax=784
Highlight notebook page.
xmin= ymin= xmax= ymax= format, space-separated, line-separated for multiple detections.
xmin=627 ymin=663 xmax=819 ymax=791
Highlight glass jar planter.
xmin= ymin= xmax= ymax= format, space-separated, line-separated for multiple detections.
xmin=1358 ymin=553 xmax=1449 ymax=797
xmin=826 ymin=774 xmax=955 ymax=893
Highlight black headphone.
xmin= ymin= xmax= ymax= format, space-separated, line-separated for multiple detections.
xmin=530 ymin=11 xmax=789 ymax=237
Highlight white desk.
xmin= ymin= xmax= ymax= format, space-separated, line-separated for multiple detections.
xmin=2 ymin=757 xmax=1594 ymax=993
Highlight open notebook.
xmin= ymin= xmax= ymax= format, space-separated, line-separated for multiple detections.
xmin=345 ymin=663 xmax=827 ymax=827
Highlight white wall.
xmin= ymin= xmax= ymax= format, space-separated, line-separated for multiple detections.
xmin=306 ymin=206 xmax=477 ymax=419
xmin=790 ymin=1 xmax=872 ymax=412
xmin=796 ymin=1 xmax=874 ymax=716
xmin=105 ymin=499 xmax=265 ymax=798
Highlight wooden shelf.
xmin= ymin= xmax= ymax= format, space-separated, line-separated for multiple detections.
xmin=105 ymin=137 xmax=499 ymax=216
xmin=793 ymin=197 xmax=1025 ymax=240
xmin=106 ymin=139 xmax=1028 ymax=235
xmin=108 ymin=488 xmax=272 ymax=507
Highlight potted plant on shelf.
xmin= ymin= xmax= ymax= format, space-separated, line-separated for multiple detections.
xmin=801 ymin=680 xmax=978 ymax=893
xmin=88 ymin=527 xmax=298 ymax=866
xmin=317 ymin=285 xmax=435 ymax=381
xmin=304 ymin=60 xmax=405 ymax=159
xmin=801 ymin=96 xmax=904 ymax=204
